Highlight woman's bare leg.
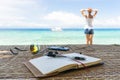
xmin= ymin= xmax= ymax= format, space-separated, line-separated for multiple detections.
xmin=86 ymin=34 xmax=90 ymax=45
xmin=89 ymin=34 xmax=93 ymax=45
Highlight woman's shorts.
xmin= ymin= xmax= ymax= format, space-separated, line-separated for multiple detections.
xmin=84 ymin=29 xmax=94 ymax=34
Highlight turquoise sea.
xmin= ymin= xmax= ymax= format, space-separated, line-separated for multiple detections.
xmin=0 ymin=28 xmax=120 ymax=45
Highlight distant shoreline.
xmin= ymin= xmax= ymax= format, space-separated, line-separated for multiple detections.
xmin=0 ymin=27 xmax=120 ymax=31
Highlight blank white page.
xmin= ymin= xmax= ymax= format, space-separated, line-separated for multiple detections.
xmin=29 ymin=55 xmax=77 ymax=74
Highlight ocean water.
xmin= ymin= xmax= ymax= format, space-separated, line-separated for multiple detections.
xmin=0 ymin=28 xmax=120 ymax=45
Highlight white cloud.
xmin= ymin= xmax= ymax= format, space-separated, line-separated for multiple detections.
xmin=5 ymin=21 xmax=48 ymax=28
xmin=43 ymin=11 xmax=85 ymax=27
xmin=95 ymin=17 xmax=120 ymax=27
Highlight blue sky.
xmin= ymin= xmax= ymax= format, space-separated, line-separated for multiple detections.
xmin=0 ymin=0 xmax=120 ymax=28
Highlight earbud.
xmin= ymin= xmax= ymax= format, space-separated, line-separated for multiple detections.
xmin=74 ymin=57 xmax=86 ymax=60
xmin=47 ymin=51 xmax=56 ymax=57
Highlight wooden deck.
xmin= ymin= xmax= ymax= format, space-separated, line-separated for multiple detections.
xmin=0 ymin=45 xmax=120 ymax=80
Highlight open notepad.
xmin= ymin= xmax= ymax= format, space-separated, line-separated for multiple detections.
xmin=25 ymin=53 xmax=103 ymax=77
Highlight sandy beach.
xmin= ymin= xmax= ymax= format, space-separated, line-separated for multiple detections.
xmin=0 ymin=45 xmax=120 ymax=80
